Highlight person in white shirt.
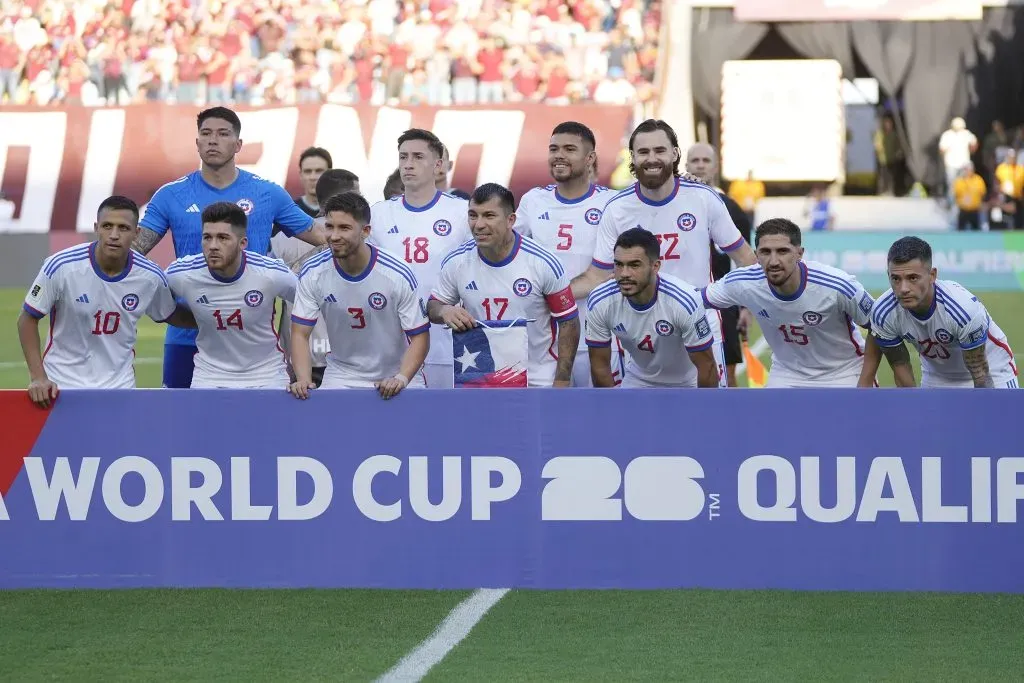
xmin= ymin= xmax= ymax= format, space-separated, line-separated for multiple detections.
xmin=166 ymin=202 xmax=298 ymax=389
xmin=370 ymin=128 xmax=471 ymax=388
xmin=428 ymin=183 xmax=581 ymax=388
xmin=702 ymin=218 xmax=875 ymax=388
xmin=571 ymin=119 xmax=758 ymax=387
xmin=513 ymin=120 xmax=619 ymax=387
xmin=938 ymin=117 xmax=979 ymax=207
xmin=272 ymin=168 xmax=361 ymax=387
xmin=861 ymin=236 xmax=1017 ymax=389
xmin=289 ymin=191 xmax=430 ymax=399
xmin=586 ymin=228 xmax=718 ymax=388
xmin=18 ymin=195 xmax=194 ymax=406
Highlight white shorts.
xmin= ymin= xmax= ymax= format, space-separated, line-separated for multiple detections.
xmin=621 ymin=373 xmax=697 ymax=389
xmin=765 ymin=366 xmax=862 ymax=388
xmin=320 ymin=367 xmax=427 ymax=389
xmin=190 ymin=370 xmax=289 ymax=389
xmin=922 ymin=375 xmax=1019 ymax=389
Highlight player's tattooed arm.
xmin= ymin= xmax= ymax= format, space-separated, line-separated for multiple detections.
xmin=553 ymin=317 xmax=580 ymax=387
xmin=132 ymin=227 xmax=163 ymax=255
xmin=962 ymin=346 xmax=994 ymax=388
xmin=881 ymin=342 xmax=916 ymax=387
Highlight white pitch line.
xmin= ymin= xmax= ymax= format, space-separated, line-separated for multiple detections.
xmin=375 ymin=588 xmax=509 ymax=683
xmin=0 ymin=357 xmax=163 ymax=371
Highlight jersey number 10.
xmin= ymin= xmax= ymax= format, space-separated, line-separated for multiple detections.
xmin=91 ymin=311 xmax=121 ymax=335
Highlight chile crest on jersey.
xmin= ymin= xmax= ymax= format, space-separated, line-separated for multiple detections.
xmin=677 ymin=213 xmax=697 ymax=231
xmin=237 ymin=199 xmax=255 ymax=215
xmin=802 ymin=311 xmax=823 ymax=326
xmin=512 ymin=278 xmax=533 ymax=297
xmin=368 ymin=292 xmax=388 ymax=310
xmin=655 ymin=320 xmax=674 ymax=336
xmin=121 ymin=293 xmax=140 ymax=311
xmin=585 ymin=208 xmax=602 ymax=225
xmin=433 ymin=219 xmax=453 ymax=236
xmin=935 ymin=328 xmax=953 ymax=344
xmin=245 ymin=290 xmax=264 ymax=307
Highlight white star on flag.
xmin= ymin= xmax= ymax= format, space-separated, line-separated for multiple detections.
xmin=455 ymin=348 xmax=480 ymax=371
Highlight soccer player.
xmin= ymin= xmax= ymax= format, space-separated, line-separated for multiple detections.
xmin=586 ymin=228 xmax=718 ymax=388
xmin=133 ymin=106 xmax=322 ymax=388
xmin=272 ymin=167 xmax=361 ymax=387
xmin=271 ymin=146 xmax=334 ymax=237
xmin=436 ymin=144 xmax=471 ymax=200
xmin=370 ymin=129 xmax=471 ymax=388
xmin=571 ymin=119 xmax=758 ymax=386
xmin=861 ymin=236 xmax=1017 ymax=389
xmin=289 ymin=192 xmax=429 ymax=399
xmin=685 ymin=142 xmax=753 ymax=387
xmin=428 ymin=183 xmax=581 ymax=388
xmin=165 ymin=202 xmax=298 ymax=389
xmin=701 ymin=218 xmax=875 ymax=388
xmin=18 ymin=196 xmax=194 ymax=406
xmin=513 ymin=121 xmax=616 ymax=387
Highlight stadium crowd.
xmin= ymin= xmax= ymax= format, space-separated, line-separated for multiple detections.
xmin=0 ymin=0 xmax=661 ymax=109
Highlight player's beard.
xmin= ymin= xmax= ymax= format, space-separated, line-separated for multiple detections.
xmin=550 ymin=161 xmax=583 ymax=184
xmin=636 ymin=162 xmax=674 ymax=190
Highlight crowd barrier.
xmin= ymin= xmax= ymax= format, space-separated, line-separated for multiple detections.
xmin=0 ymin=389 xmax=1021 ymax=592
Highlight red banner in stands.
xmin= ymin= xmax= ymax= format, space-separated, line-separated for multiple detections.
xmin=0 ymin=104 xmax=634 ymax=235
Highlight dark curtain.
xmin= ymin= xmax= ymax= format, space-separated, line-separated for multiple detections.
xmin=968 ymin=8 xmax=1024 ymax=133
xmin=776 ymin=22 xmax=854 ymax=77
xmin=690 ymin=7 xmax=768 ymax=143
xmin=901 ymin=21 xmax=976 ymax=186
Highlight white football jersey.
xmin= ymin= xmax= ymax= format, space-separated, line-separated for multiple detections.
xmin=515 ymin=183 xmax=614 ymax=280
xmin=431 ymin=232 xmax=579 ymax=387
xmin=703 ymin=261 xmax=873 ymax=386
xmin=166 ymin=251 xmax=297 ymax=388
xmin=585 ymin=273 xmax=715 ymax=388
xmin=871 ymin=280 xmax=1017 ymax=388
xmin=370 ymin=191 xmax=471 ymax=368
xmin=292 ymin=245 xmax=429 ymax=387
xmin=22 ymin=243 xmax=177 ymax=389
xmin=270 ymin=225 xmax=330 ymax=367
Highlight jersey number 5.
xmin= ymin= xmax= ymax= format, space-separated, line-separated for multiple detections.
xmin=213 ymin=309 xmax=244 ymax=331
xmin=557 ymin=224 xmax=573 ymax=250
xmin=403 ymin=237 xmax=429 ymax=264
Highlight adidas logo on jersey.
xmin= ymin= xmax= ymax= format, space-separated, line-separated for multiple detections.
xmin=538 ymin=212 xmax=550 ymax=220
xmin=757 ymin=309 xmax=770 ymax=319
xmin=388 ymin=226 xmax=399 ymax=234
xmin=324 ymin=294 xmax=338 ymax=303
xmin=466 ymin=281 xmax=479 ymax=291
xmin=195 ymin=295 xmax=210 ymax=305
xmin=186 ymin=204 xmax=200 ymax=213
xmin=614 ymin=323 xmax=627 ymax=333
xmin=75 ymin=294 xmax=90 ymax=304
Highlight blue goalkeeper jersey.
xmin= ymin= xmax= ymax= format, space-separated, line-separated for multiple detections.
xmin=140 ymin=169 xmax=314 ymax=346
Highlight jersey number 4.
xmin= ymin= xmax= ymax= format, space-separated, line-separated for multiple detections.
xmin=402 ymin=237 xmax=429 ymax=264
xmin=213 ymin=309 xmax=244 ymax=331
xmin=638 ymin=334 xmax=655 ymax=353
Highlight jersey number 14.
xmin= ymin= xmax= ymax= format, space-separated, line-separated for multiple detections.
xmin=213 ymin=309 xmax=244 ymax=331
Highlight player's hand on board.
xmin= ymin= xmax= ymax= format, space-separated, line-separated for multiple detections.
xmin=737 ymin=307 xmax=753 ymax=342
xmin=376 ymin=374 xmax=409 ymax=400
xmin=287 ymin=380 xmax=316 ymax=400
xmin=27 ymin=378 xmax=59 ymax=409
xmin=441 ymin=305 xmax=476 ymax=332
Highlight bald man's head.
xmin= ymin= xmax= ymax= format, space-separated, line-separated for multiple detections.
xmin=685 ymin=143 xmax=717 ymax=182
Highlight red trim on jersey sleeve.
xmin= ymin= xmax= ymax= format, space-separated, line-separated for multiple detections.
xmin=405 ymin=322 xmax=430 ymax=337
xmin=844 ymin=314 xmax=864 ymax=357
xmin=720 ymin=237 xmax=744 ymax=252
xmin=686 ymin=338 xmax=714 ymax=353
xmin=429 ymin=293 xmax=457 ymax=305
xmin=988 ymin=331 xmax=1017 ymax=375
xmin=22 ymin=303 xmax=45 ymax=319
xmin=546 ymin=286 xmax=578 ymax=320
xmin=291 ymin=314 xmax=317 ymax=327
xmin=591 ymin=258 xmax=613 ymax=270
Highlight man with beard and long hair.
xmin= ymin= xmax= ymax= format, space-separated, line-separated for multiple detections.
xmin=133 ymin=107 xmax=323 ymax=389
xmin=513 ymin=121 xmax=621 ymax=386
xmin=586 ymin=228 xmax=719 ymax=389
xmin=571 ymin=119 xmax=757 ymax=387
xmin=289 ymin=192 xmax=429 ymax=399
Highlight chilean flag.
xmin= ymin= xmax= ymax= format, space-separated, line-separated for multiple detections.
xmin=453 ymin=320 xmax=529 ymax=388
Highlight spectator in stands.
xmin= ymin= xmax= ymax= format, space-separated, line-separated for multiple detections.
xmin=805 ymin=185 xmax=835 ymax=231
xmin=727 ymin=170 xmax=765 ymax=227
xmin=994 ymin=149 xmax=1023 ymax=229
xmin=952 ymin=162 xmax=986 ymax=232
xmin=874 ymin=114 xmax=906 ymax=197
xmin=939 ymin=117 xmax=978 ymax=208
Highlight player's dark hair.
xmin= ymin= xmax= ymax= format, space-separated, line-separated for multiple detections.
xmin=315 ymin=169 xmax=360 ymax=205
xmin=551 ymin=121 xmax=596 ymax=150
xmin=397 ymin=128 xmax=444 ymax=158
xmin=614 ymin=227 xmax=661 ymax=263
xmin=888 ymin=236 xmax=932 ymax=267
xmin=470 ymin=183 xmax=515 ymax=216
xmin=322 ymin=191 xmax=371 ymax=225
xmin=383 ymin=168 xmax=404 ymax=200
xmin=197 ymin=107 xmax=241 ymax=136
xmin=97 ymin=195 xmax=139 ymax=223
xmin=299 ymin=146 xmax=333 ymax=169
xmin=754 ymin=218 xmax=802 ymax=248
xmin=202 ymin=201 xmax=247 ymax=234
xmin=628 ymin=119 xmax=680 ymax=177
